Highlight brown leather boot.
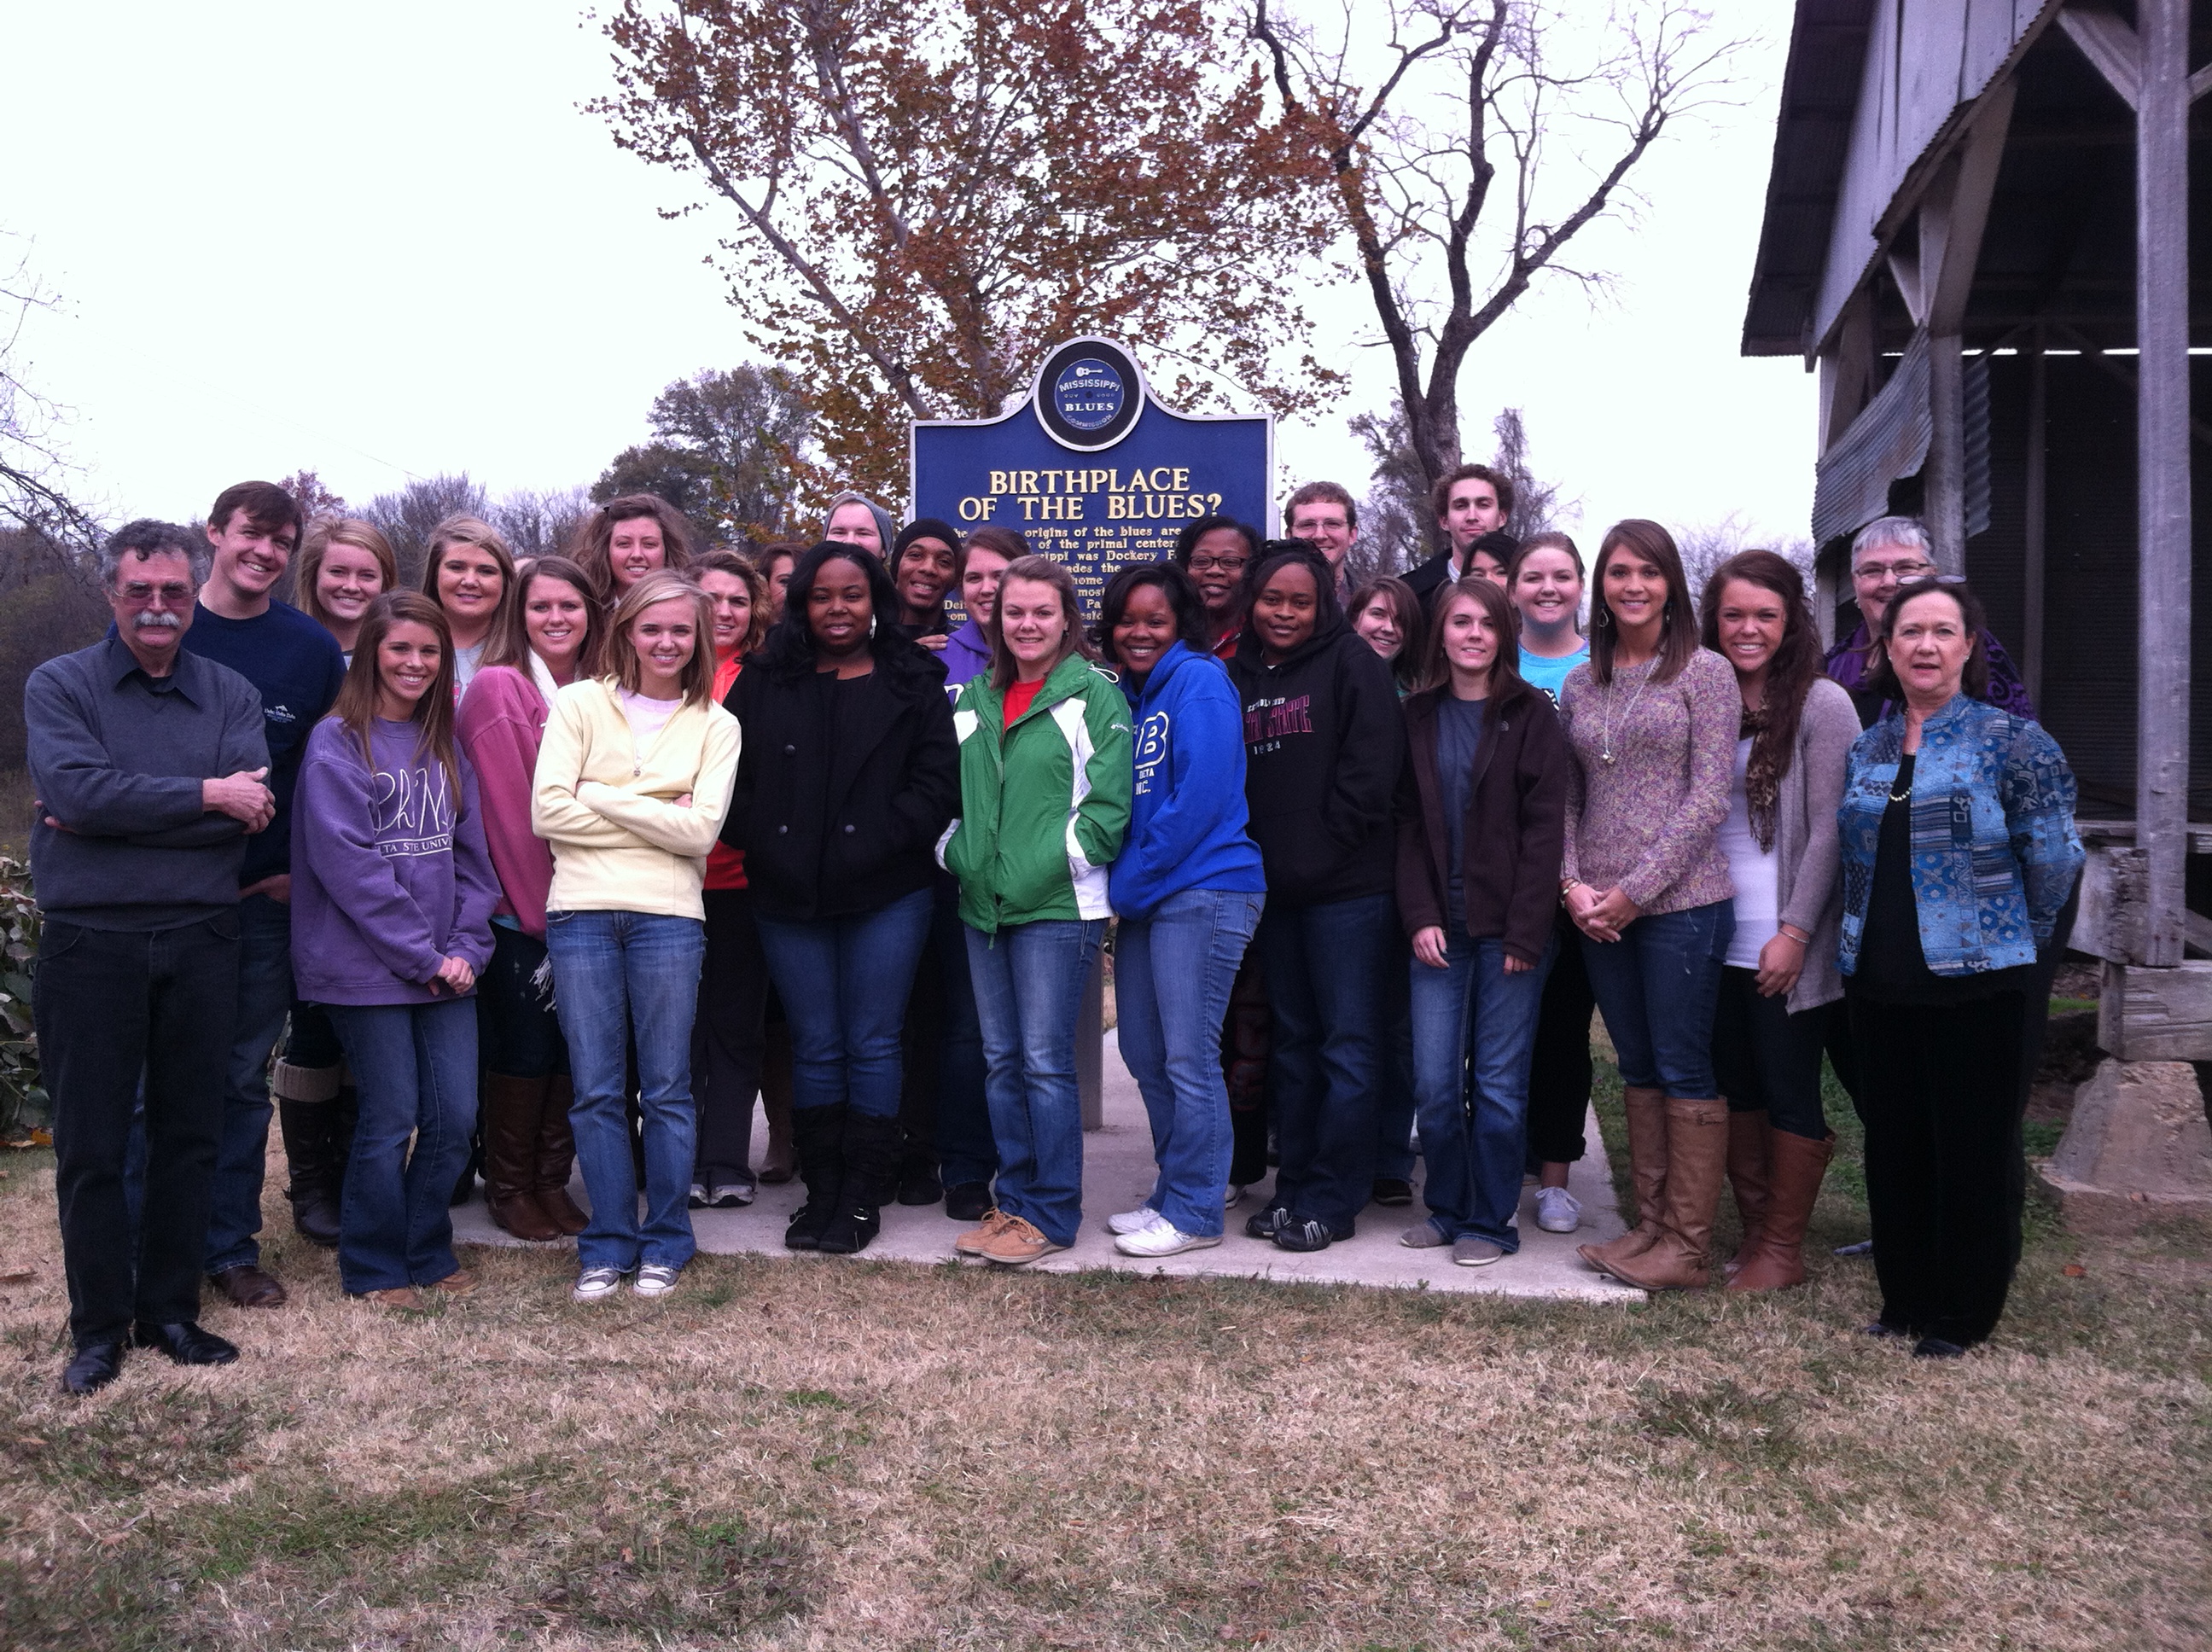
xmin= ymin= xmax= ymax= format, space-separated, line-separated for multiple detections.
xmin=1722 ymin=1108 xmax=1773 ymax=1277
xmin=534 ymin=1073 xmax=588 ymax=1236
xmin=1579 ymin=1085 xmax=1669 ymax=1273
xmin=1728 ymin=1130 xmax=1833 ymax=1292
xmin=483 ymin=1073 xmax=561 ymax=1241
xmin=757 ymin=1025 xmax=796 ymax=1184
xmin=1608 ymin=1099 xmax=1730 ymax=1291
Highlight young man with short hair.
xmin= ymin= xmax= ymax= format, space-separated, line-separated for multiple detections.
xmin=1284 ymin=481 xmax=1358 ymax=596
xmin=29 ymin=521 xmax=273 ymax=1393
xmin=183 ymin=480 xmax=347 ymax=1310
xmin=1403 ymin=463 xmax=1516 ymax=602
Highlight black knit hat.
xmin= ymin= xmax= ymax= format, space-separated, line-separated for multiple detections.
xmin=890 ymin=518 xmax=962 ymax=575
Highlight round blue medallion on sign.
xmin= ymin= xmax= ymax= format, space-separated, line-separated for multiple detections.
xmin=1052 ymin=358 xmax=1125 ymax=433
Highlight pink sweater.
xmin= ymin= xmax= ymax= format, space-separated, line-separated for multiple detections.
xmin=456 ymin=665 xmax=556 ymax=936
xmin=1558 ymin=647 xmax=1738 ymax=916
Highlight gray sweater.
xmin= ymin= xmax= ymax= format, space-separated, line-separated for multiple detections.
xmin=26 ymin=635 xmax=270 ymax=929
xmin=1763 ymin=676 xmax=1860 ymax=1014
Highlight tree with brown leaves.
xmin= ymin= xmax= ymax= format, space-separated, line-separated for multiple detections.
xmin=1254 ymin=0 xmax=1740 ymax=516
xmin=594 ymin=0 xmax=1344 ymax=504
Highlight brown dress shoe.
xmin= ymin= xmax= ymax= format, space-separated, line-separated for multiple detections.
xmin=352 ymin=1286 xmax=427 ymax=1313
xmin=210 ymin=1264 xmax=288 ymax=1309
xmin=424 ymin=1267 xmax=479 ymax=1295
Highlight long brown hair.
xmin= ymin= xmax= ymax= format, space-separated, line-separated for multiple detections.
xmin=295 ymin=518 xmax=398 ymax=635
xmin=481 ymin=554 xmax=602 ymax=676
xmin=1416 ymin=576 xmax=1525 ymax=698
xmin=987 ymin=556 xmax=1096 ymax=691
xmin=1587 ymin=519 xmax=1699 ymax=685
xmin=329 ymin=591 xmax=460 ymax=795
xmin=690 ymin=549 xmax=771 ymax=657
xmin=605 ymin=569 xmax=717 ymax=707
xmin=1698 ymin=550 xmax=1821 ymax=850
xmin=1348 ymin=574 xmax=1427 ymax=689
xmin=571 ymin=494 xmax=695 ymax=608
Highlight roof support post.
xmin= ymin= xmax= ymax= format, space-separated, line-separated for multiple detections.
xmin=2023 ymin=330 xmax=2048 ymax=707
xmin=2135 ymin=0 xmax=2192 ymax=968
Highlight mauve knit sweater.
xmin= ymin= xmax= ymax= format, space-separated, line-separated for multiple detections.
xmin=1558 ymin=647 xmax=1738 ymax=916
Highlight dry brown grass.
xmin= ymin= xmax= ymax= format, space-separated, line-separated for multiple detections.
xmin=0 ymin=1103 xmax=2206 ymax=1651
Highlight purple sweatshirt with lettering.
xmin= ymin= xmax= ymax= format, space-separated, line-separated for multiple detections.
xmin=290 ymin=716 xmax=500 ymax=1005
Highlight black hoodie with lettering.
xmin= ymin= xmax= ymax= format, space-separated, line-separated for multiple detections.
xmin=1227 ymin=619 xmax=1406 ymax=907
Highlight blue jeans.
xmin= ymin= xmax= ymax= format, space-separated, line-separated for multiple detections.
xmin=1116 ymin=889 xmax=1266 ymax=1237
xmin=1409 ymin=932 xmax=1557 ymax=1249
xmin=1255 ymin=892 xmax=1395 ymax=1234
xmin=326 ymin=998 xmax=478 ymax=1294
xmin=928 ymin=877 xmax=996 ymax=1186
xmin=204 ymin=892 xmax=296 ymax=1274
xmin=1580 ymin=900 xmax=1735 ymax=1099
xmin=547 ymin=909 xmax=705 ymax=1272
xmin=756 ymin=887 xmax=934 ymax=1120
xmin=965 ymin=917 xmax=1103 ymax=1247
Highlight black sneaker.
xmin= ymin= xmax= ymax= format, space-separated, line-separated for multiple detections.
xmin=1243 ymin=1204 xmax=1291 ymax=1241
xmin=897 ymin=1164 xmax=944 ymax=1207
xmin=1273 ymin=1217 xmax=1348 ymax=1253
xmin=944 ymin=1180 xmax=993 ymax=1222
xmin=1370 ymin=1177 xmax=1414 ymax=1207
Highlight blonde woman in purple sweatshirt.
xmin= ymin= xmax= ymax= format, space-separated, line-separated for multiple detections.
xmin=293 ymin=592 xmax=500 ymax=1311
xmin=1557 ymin=521 xmax=1739 ymax=1293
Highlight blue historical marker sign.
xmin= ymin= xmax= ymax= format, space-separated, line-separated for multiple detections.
xmin=910 ymin=337 xmax=1273 ymax=617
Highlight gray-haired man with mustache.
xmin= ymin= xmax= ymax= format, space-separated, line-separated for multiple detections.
xmin=26 ymin=519 xmax=272 ymax=1394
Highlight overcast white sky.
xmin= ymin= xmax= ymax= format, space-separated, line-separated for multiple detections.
xmin=3 ymin=0 xmax=1814 ymax=546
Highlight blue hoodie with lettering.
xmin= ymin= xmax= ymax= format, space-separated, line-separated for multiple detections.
xmin=1108 ymin=641 xmax=1266 ymax=919
xmin=290 ymin=716 xmax=500 ymax=1005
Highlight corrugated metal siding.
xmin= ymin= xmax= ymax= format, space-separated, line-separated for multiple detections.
xmin=1813 ymin=332 xmax=1931 ymax=541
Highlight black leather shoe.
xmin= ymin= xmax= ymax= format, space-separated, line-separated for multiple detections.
xmin=209 ymin=1263 xmax=288 ymax=1309
xmin=1370 ymin=1177 xmax=1414 ymax=1207
xmin=1273 ymin=1216 xmax=1350 ymax=1254
xmin=132 ymin=1321 xmax=241 ymax=1366
xmin=62 ymin=1341 xmax=125 ymax=1395
xmin=1912 ymin=1335 xmax=1970 ymax=1360
xmin=944 ymin=1180 xmax=992 ymax=1223
xmin=1244 ymin=1204 xmax=1292 ymax=1241
xmin=897 ymin=1163 xmax=944 ymax=1207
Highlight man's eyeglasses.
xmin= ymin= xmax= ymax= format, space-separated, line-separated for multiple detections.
xmin=116 ymin=582 xmax=196 ymax=606
xmin=1188 ymin=556 xmax=1249 ymax=575
xmin=1852 ymin=558 xmax=1936 ymax=585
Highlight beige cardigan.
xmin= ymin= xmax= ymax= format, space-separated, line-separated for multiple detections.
xmin=531 ymin=678 xmax=740 ymax=922
xmin=1766 ymin=676 xmax=1860 ymax=1013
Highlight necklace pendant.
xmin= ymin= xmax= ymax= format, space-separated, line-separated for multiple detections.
xmin=1600 ymin=750 xmax=1615 ymax=765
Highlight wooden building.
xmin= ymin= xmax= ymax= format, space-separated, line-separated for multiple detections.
xmin=1743 ymin=0 xmax=2212 ymax=1224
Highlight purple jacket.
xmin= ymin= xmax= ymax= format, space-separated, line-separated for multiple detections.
xmin=290 ymin=716 xmax=500 ymax=1005
xmin=943 ymin=618 xmax=992 ymax=689
xmin=1824 ymin=621 xmax=2036 ymax=729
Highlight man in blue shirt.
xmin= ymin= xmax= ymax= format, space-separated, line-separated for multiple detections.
xmin=29 ymin=520 xmax=273 ymax=1393
xmin=182 ymin=481 xmax=347 ymax=1309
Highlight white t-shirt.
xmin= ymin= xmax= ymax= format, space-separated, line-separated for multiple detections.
xmin=452 ymin=640 xmax=486 ymax=696
xmin=1719 ymin=734 xmax=1779 ymax=969
xmin=619 ymin=689 xmax=682 ymax=750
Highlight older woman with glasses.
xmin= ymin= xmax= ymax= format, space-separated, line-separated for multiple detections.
xmin=1822 ymin=517 xmax=2036 ymax=730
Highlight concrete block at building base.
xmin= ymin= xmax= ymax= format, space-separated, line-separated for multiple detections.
xmin=2040 ymin=1058 xmax=2212 ymax=1236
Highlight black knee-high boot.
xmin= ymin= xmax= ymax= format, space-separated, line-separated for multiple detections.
xmin=818 ymin=1111 xmax=901 ymax=1255
xmin=785 ymin=1103 xmax=847 ymax=1251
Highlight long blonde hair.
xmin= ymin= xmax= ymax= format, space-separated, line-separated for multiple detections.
xmin=604 ymin=570 xmax=716 ymax=707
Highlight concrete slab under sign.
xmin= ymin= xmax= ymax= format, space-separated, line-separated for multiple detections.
xmin=456 ymin=1032 xmax=1645 ymax=1306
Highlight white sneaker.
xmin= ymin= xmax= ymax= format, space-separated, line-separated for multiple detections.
xmin=1224 ymin=1184 xmax=1246 ymax=1208
xmin=633 ymin=1263 xmax=682 ymax=1298
xmin=1534 ymin=1186 xmax=1582 ymax=1233
xmin=1115 ymin=1223 xmax=1223 ymax=1258
xmin=1107 ymin=1206 xmax=1163 ymax=1236
xmin=572 ymin=1266 xmax=625 ymax=1303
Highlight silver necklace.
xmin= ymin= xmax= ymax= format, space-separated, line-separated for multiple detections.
xmin=1596 ymin=658 xmax=1655 ymax=764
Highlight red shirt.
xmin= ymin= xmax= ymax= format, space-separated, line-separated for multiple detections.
xmin=1004 ymin=676 xmax=1044 ymax=727
xmin=702 ymin=653 xmax=748 ymax=891
xmin=1212 ymin=622 xmax=1242 ymax=661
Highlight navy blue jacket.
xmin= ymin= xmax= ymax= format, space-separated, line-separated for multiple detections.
xmin=1109 ymin=643 xmax=1266 ymax=919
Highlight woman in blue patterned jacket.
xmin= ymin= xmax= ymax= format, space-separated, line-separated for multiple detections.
xmin=1837 ymin=578 xmax=2082 ymax=1359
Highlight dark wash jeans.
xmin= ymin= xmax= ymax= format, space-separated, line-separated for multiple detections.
xmin=1711 ymin=967 xmax=1832 ymax=1140
xmin=919 ymin=874 xmax=995 ymax=1188
xmin=756 ymin=888 xmax=934 ymax=1120
xmin=692 ymin=888 xmax=770 ymax=1182
xmin=38 ymin=913 xmax=239 ymax=1348
xmin=1254 ymin=892 xmax=1396 ymax=1235
xmin=478 ymin=922 xmax=568 ymax=1080
xmin=1409 ymin=930 xmax=1557 ymax=1250
xmin=205 ymin=891 xmax=296 ymax=1274
xmin=1579 ymin=899 xmax=1735 ymax=1101
xmin=326 ymin=997 xmax=478 ymax=1294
